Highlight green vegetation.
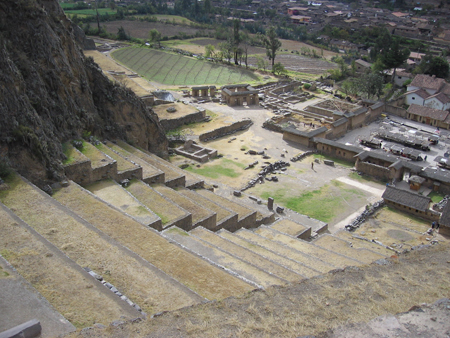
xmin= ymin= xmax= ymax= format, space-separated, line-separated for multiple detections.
xmin=62 ymin=142 xmax=77 ymax=165
xmin=313 ymin=154 xmax=354 ymax=168
xmin=184 ymin=158 xmax=245 ymax=179
xmin=166 ymin=227 xmax=189 ymax=236
xmin=428 ymin=191 xmax=445 ymax=203
xmin=348 ymin=171 xmax=386 ymax=184
xmin=64 ymin=8 xmax=117 ymax=17
xmin=112 ymin=47 xmax=259 ymax=85
xmin=256 ymin=181 xmax=365 ymax=223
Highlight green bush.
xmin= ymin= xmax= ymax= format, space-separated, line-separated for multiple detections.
xmin=303 ymin=83 xmax=312 ymax=90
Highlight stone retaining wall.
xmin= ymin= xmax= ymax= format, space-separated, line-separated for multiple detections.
xmin=238 ymin=212 xmax=258 ymax=231
xmin=356 ymin=162 xmax=391 ymax=181
xmin=160 ymin=111 xmax=205 ymax=131
xmin=217 ymin=214 xmax=239 ymax=232
xmin=199 ymin=120 xmax=253 ymax=142
xmin=115 ymin=167 xmax=143 ymax=182
xmin=64 ymin=160 xmax=92 ymax=185
xmin=91 ymin=161 xmax=117 ymax=183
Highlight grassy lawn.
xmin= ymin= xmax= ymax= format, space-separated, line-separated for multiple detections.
xmin=184 ymin=158 xmax=245 ymax=179
xmin=253 ymin=180 xmax=366 ymax=223
xmin=111 ymin=47 xmax=260 ymax=85
xmin=428 ymin=191 xmax=445 ymax=203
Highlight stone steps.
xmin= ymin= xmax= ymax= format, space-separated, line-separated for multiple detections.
xmin=0 ymin=203 xmax=139 ymax=328
xmin=271 ymin=219 xmax=311 ymax=239
xmin=153 ymin=184 xmax=216 ymax=230
xmin=218 ymin=229 xmax=320 ymax=278
xmin=191 ymin=227 xmax=304 ymax=283
xmin=0 ymin=175 xmax=195 ymax=316
xmin=125 ymin=180 xmax=192 ymax=230
xmin=333 ymin=230 xmax=393 ymax=257
xmin=116 ymin=140 xmax=186 ymax=188
xmin=85 ymin=179 xmax=162 ymax=230
xmin=196 ymin=189 xmax=257 ymax=231
xmin=103 ymin=141 xmax=165 ymax=184
xmin=162 ymin=227 xmax=287 ymax=288
xmin=179 ymin=188 xmax=238 ymax=231
xmin=312 ymin=234 xmax=386 ymax=264
xmin=235 ymin=229 xmax=335 ymax=274
xmin=53 ymin=181 xmax=255 ymax=300
xmin=255 ymin=227 xmax=364 ymax=268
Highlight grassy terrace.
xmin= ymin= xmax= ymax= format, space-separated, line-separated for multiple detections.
xmin=97 ymin=142 xmax=137 ymax=172
xmin=236 ymin=230 xmax=333 ymax=273
xmin=271 ymin=219 xmax=308 ymax=237
xmin=219 ymin=230 xmax=320 ymax=278
xmin=62 ymin=142 xmax=87 ymax=165
xmin=0 ymin=174 xmax=164 ymax=317
xmin=0 ymin=204 xmax=128 ymax=328
xmin=180 ymin=189 xmax=232 ymax=223
xmin=112 ymin=47 xmax=260 ymax=86
xmin=196 ymin=189 xmax=253 ymax=220
xmin=53 ymin=182 xmax=255 ymax=300
xmin=86 ymin=180 xmax=160 ymax=227
xmin=184 ymin=158 xmax=245 ymax=179
xmin=79 ymin=141 xmax=113 ymax=169
xmin=313 ymin=235 xmax=385 ymax=263
xmin=125 ymin=180 xmax=186 ymax=225
xmin=104 ymin=141 xmax=162 ymax=178
xmin=153 ymin=184 xmax=213 ymax=225
xmin=255 ymin=227 xmax=362 ymax=268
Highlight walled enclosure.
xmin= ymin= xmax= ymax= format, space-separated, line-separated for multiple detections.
xmin=221 ymin=84 xmax=259 ymax=107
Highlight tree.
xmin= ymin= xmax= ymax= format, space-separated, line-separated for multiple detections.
xmin=272 ymin=62 xmax=287 ymax=76
xmin=218 ymin=41 xmax=233 ymax=63
xmin=358 ymin=73 xmax=384 ymax=99
xmin=260 ymin=27 xmax=282 ymax=67
xmin=148 ymin=29 xmax=162 ymax=47
xmin=380 ymin=40 xmax=410 ymax=83
xmin=204 ymin=0 xmax=212 ymax=13
xmin=416 ymin=55 xmax=450 ymax=79
xmin=205 ymin=44 xmax=216 ymax=59
xmin=117 ymin=26 xmax=129 ymax=41
xmin=232 ymin=19 xmax=241 ymax=65
xmin=256 ymin=56 xmax=268 ymax=71
xmin=240 ymin=31 xmax=250 ymax=68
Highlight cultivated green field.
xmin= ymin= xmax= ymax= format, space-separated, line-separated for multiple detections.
xmin=112 ymin=47 xmax=260 ymax=85
xmin=64 ymin=8 xmax=117 ymax=16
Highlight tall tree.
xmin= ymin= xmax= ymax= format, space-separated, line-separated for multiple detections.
xmin=416 ymin=55 xmax=450 ymax=79
xmin=260 ymin=27 xmax=282 ymax=67
xmin=358 ymin=73 xmax=384 ymax=99
xmin=204 ymin=0 xmax=212 ymax=14
xmin=380 ymin=40 xmax=410 ymax=83
xmin=232 ymin=19 xmax=241 ymax=65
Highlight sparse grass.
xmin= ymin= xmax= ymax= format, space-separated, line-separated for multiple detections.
xmin=185 ymin=158 xmax=245 ymax=179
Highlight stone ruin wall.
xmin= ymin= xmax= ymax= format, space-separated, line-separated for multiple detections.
xmin=199 ymin=120 xmax=253 ymax=142
xmin=356 ymin=162 xmax=391 ymax=181
xmin=160 ymin=111 xmax=205 ymax=131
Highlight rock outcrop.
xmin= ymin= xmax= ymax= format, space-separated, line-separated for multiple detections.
xmin=0 ymin=0 xmax=167 ymax=186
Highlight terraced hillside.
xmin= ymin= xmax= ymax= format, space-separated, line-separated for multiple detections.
xmin=0 ymin=139 xmax=443 ymax=337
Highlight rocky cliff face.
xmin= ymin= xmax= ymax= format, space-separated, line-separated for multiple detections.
xmin=0 ymin=0 xmax=168 ymax=185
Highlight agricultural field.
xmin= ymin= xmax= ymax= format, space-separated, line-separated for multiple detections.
xmin=102 ymin=20 xmax=212 ymax=39
xmin=64 ymin=7 xmax=117 ymax=17
xmin=111 ymin=47 xmax=260 ymax=85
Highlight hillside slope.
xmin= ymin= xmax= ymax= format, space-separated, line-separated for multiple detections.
xmin=0 ymin=0 xmax=167 ymax=186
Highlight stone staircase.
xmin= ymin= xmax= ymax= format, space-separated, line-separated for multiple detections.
xmin=0 ymin=139 xmax=394 ymax=335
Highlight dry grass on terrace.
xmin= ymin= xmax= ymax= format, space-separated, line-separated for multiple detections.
xmin=53 ymin=182 xmax=255 ymax=300
xmin=69 ymin=243 xmax=450 ymax=338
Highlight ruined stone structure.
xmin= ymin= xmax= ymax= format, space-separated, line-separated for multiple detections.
xmin=221 ymin=84 xmax=259 ymax=107
xmin=191 ymin=86 xmax=216 ymax=97
xmin=174 ymin=140 xmax=217 ymax=163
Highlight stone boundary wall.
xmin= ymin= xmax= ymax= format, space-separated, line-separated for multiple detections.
xmin=164 ymin=176 xmax=186 ymax=189
xmin=237 ymin=212 xmax=257 ymax=231
xmin=356 ymin=162 xmax=391 ymax=181
xmin=64 ymin=159 xmax=92 ymax=185
xmin=386 ymin=201 xmax=440 ymax=221
xmin=115 ymin=167 xmax=143 ymax=182
xmin=168 ymin=214 xmax=193 ymax=232
xmin=306 ymin=104 xmax=334 ymax=117
xmin=385 ymin=104 xmax=407 ymax=118
xmin=269 ymin=81 xmax=302 ymax=95
xmin=160 ymin=111 xmax=205 ymax=131
xmin=91 ymin=161 xmax=117 ymax=183
xmin=199 ymin=120 xmax=253 ymax=142
xmin=194 ymin=213 xmax=217 ymax=231
xmin=217 ymin=213 xmax=239 ymax=232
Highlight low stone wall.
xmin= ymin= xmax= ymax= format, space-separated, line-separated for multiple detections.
xmin=306 ymin=105 xmax=334 ymax=117
xmin=169 ymin=214 xmax=193 ymax=231
xmin=115 ymin=167 xmax=143 ymax=182
xmin=238 ymin=212 xmax=257 ymax=230
xmin=356 ymin=162 xmax=391 ymax=181
xmin=217 ymin=213 xmax=239 ymax=232
xmin=165 ymin=176 xmax=186 ymax=189
xmin=199 ymin=119 xmax=253 ymax=142
xmin=194 ymin=213 xmax=217 ymax=231
xmin=91 ymin=161 xmax=117 ymax=183
xmin=64 ymin=160 xmax=92 ymax=185
xmin=160 ymin=111 xmax=205 ymax=131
